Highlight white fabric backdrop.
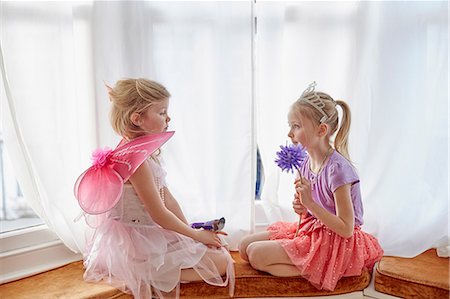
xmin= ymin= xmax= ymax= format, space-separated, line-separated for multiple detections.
xmin=91 ymin=1 xmax=254 ymax=250
xmin=1 ymin=1 xmax=448 ymax=257
xmin=1 ymin=1 xmax=254 ymax=251
xmin=256 ymin=1 xmax=448 ymax=257
xmin=1 ymin=3 xmax=97 ymax=252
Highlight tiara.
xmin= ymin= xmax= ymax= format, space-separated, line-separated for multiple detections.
xmin=299 ymin=81 xmax=335 ymax=123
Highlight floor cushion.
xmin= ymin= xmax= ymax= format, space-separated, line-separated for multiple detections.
xmin=181 ymin=251 xmax=371 ymax=298
xmin=375 ymin=249 xmax=449 ymax=299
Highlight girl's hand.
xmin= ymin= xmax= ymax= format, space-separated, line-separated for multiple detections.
xmin=294 ymin=177 xmax=313 ymax=207
xmin=292 ymin=193 xmax=307 ymax=217
xmin=194 ymin=229 xmax=223 ymax=248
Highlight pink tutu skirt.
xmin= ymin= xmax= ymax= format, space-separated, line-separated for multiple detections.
xmin=83 ymin=217 xmax=234 ymax=299
xmin=267 ymin=215 xmax=383 ymax=291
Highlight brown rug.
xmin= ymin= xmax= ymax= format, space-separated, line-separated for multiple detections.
xmin=0 ymin=251 xmax=371 ymax=298
xmin=375 ymin=249 xmax=449 ymax=299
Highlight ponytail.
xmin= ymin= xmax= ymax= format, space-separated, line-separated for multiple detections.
xmin=295 ymin=83 xmax=353 ymax=162
xmin=334 ymin=100 xmax=351 ymax=160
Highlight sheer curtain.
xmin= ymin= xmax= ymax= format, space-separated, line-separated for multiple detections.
xmin=256 ymin=1 xmax=448 ymax=257
xmin=1 ymin=2 xmax=96 ymax=252
xmin=1 ymin=1 xmax=253 ymax=252
xmin=91 ymin=1 xmax=254 ymax=250
xmin=2 ymin=1 xmax=447 ymax=260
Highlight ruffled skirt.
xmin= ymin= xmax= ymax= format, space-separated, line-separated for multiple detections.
xmin=267 ymin=215 xmax=383 ymax=291
xmin=83 ymin=218 xmax=234 ymax=298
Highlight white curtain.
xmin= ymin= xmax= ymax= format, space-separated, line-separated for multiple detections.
xmin=1 ymin=1 xmax=254 ymax=252
xmin=2 ymin=0 xmax=447 ymax=259
xmin=1 ymin=2 xmax=97 ymax=252
xmin=256 ymin=1 xmax=448 ymax=257
xmin=91 ymin=1 xmax=254 ymax=250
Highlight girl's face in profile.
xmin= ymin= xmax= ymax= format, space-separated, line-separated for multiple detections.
xmin=287 ymin=107 xmax=316 ymax=149
xmin=139 ymin=98 xmax=171 ymax=134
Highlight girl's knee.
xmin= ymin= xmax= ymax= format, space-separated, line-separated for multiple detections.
xmin=238 ymin=235 xmax=252 ymax=261
xmin=216 ymin=252 xmax=230 ymax=276
xmin=207 ymin=250 xmax=229 ymax=276
xmin=239 ymin=232 xmax=271 ymax=262
xmin=246 ymin=242 xmax=266 ymax=271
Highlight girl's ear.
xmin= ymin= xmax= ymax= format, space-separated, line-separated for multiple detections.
xmin=130 ymin=112 xmax=142 ymax=127
xmin=318 ymin=123 xmax=329 ymax=137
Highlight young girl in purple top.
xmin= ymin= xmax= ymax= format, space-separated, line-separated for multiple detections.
xmin=239 ymin=82 xmax=383 ymax=291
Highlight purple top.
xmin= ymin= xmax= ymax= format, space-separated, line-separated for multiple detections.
xmin=299 ymin=150 xmax=364 ymax=226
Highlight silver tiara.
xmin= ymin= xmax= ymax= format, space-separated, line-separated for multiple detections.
xmin=299 ymin=81 xmax=335 ymax=123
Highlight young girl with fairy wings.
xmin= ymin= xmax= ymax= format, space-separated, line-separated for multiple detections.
xmin=239 ymin=82 xmax=383 ymax=291
xmin=74 ymin=78 xmax=234 ymax=298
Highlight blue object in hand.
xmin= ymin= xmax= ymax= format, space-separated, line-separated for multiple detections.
xmin=191 ymin=217 xmax=225 ymax=232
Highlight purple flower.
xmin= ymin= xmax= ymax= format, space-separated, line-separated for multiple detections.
xmin=275 ymin=144 xmax=307 ymax=174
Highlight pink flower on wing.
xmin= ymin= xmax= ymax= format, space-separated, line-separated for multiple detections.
xmin=91 ymin=147 xmax=113 ymax=168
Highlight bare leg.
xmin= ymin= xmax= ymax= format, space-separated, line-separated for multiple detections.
xmin=238 ymin=231 xmax=271 ymax=261
xmin=180 ymin=248 xmax=229 ymax=282
xmin=247 ymin=240 xmax=301 ymax=277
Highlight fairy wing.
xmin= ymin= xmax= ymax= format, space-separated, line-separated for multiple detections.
xmin=74 ymin=165 xmax=124 ymax=215
xmin=110 ymin=131 xmax=174 ymax=182
xmin=74 ymin=131 xmax=174 ymax=214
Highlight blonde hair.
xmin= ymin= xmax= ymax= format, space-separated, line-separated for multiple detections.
xmin=109 ymin=78 xmax=170 ymax=139
xmin=292 ymin=91 xmax=352 ymax=160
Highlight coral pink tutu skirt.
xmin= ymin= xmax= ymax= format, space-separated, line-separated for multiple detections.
xmin=267 ymin=215 xmax=383 ymax=291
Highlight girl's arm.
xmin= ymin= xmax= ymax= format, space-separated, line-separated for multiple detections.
xmin=129 ymin=161 xmax=222 ymax=247
xmin=296 ymin=179 xmax=355 ymax=238
xmin=163 ymin=187 xmax=189 ymax=225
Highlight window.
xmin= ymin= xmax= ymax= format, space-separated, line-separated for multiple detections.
xmin=0 ymin=131 xmax=43 ymax=233
xmin=0 ymin=136 xmax=81 ymax=283
xmin=0 ymin=66 xmax=80 ymax=285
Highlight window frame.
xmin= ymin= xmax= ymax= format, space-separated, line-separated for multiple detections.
xmin=0 ymin=224 xmax=82 ymax=283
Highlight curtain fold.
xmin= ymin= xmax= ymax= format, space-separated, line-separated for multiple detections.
xmin=256 ymin=1 xmax=448 ymax=257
